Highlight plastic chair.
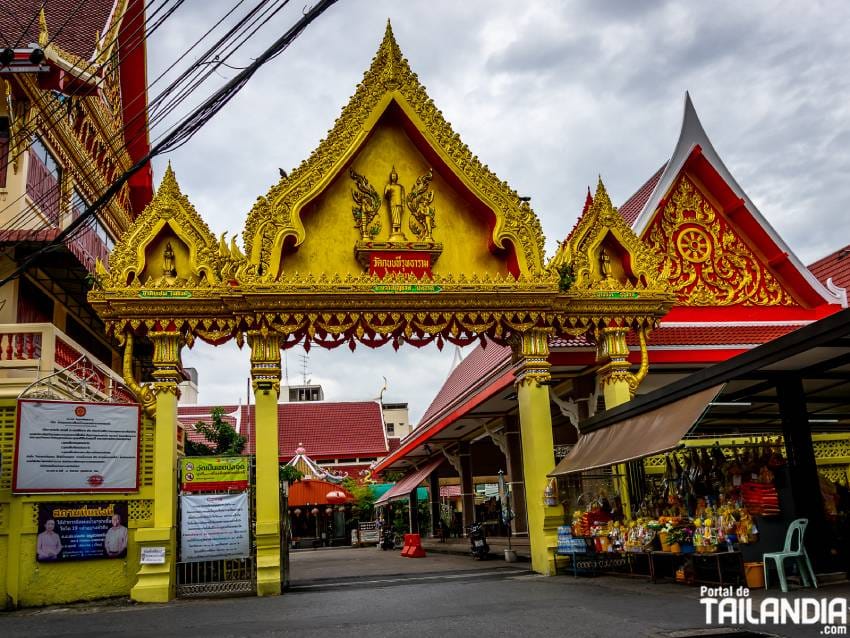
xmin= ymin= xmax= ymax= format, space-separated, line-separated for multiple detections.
xmin=763 ymin=518 xmax=818 ymax=593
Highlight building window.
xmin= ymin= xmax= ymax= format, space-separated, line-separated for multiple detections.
xmin=70 ymin=189 xmax=114 ymax=271
xmin=386 ymin=422 xmax=395 ymax=436
xmin=27 ymin=137 xmax=62 ymax=226
xmin=17 ymin=278 xmax=53 ymax=324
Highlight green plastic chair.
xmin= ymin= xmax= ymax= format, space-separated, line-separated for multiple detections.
xmin=763 ymin=518 xmax=818 ymax=593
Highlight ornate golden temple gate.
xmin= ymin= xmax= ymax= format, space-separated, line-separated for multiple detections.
xmin=88 ymin=24 xmax=674 ymax=602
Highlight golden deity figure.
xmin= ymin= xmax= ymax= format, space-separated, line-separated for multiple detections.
xmin=384 ymin=167 xmax=407 ymax=241
xmin=600 ymin=248 xmax=613 ymax=281
xmin=163 ymin=241 xmax=177 ymax=278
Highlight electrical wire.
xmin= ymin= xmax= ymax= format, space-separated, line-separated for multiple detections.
xmin=0 ymin=0 xmax=340 ymax=287
xmin=0 ymin=0 xmax=179 ymax=230
xmin=0 ymin=0 xmax=283 ymax=230
xmin=3 ymin=0 xmax=304 ymax=241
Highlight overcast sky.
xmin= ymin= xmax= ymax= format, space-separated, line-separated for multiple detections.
xmin=147 ymin=0 xmax=850 ymax=424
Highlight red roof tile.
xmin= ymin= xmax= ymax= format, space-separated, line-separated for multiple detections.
xmin=178 ymin=401 xmax=388 ymax=460
xmin=633 ymin=324 xmax=803 ymax=347
xmin=417 ymin=341 xmax=511 ymax=429
xmin=808 ymin=245 xmax=850 ymax=291
xmin=549 ymin=325 xmax=805 ymax=350
xmin=619 ymin=163 xmax=667 ymax=226
xmin=0 ymin=0 xmax=118 ymax=60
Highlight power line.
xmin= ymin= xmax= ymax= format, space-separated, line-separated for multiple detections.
xmin=0 ymin=0 xmax=341 ymax=288
xmin=0 ymin=0 xmax=180 ymax=230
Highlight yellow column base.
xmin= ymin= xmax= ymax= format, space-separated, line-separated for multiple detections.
xmin=131 ymin=527 xmax=176 ymax=603
xmin=530 ymin=506 xmax=564 ymax=575
xmin=255 ymin=522 xmax=281 ymax=596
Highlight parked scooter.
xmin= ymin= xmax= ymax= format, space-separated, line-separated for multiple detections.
xmin=380 ymin=527 xmax=397 ymax=551
xmin=467 ymin=522 xmax=489 ymax=559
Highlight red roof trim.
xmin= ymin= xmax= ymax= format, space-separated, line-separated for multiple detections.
xmin=373 ymin=370 xmax=515 ymax=473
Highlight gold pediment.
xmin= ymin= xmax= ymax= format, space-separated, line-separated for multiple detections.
xmin=551 ymin=179 xmax=667 ymax=295
xmin=243 ymin=21 xmax=546 ymax=281
xmin=644 ymin=174 xmax=796 ymax=306
xmin=98 ymin=165 xmax=249 ymax=290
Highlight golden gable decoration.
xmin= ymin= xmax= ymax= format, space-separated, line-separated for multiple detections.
xmin=243 ymin=21 xmax=545 ymax=280
xmin=550 ymin=178 xmax=667 ymax=297
xmin=95 ymin=165 xmax=252 ymax=290
xmin=645 ymin=176 xmax=796 ymax=306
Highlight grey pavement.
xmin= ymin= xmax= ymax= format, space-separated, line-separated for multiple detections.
xmin=1 ymin=546 xmax=847 ymax=638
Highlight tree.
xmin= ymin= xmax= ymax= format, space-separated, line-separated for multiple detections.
xmin=185 ymin=407 xmax=246 ymax=456
xmin=342 ymin=477 xmax=376 ymax=522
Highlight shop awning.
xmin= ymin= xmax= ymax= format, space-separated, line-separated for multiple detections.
xmin=375 ymin=457 xmax=442 ymax=505
xmin=549 ymin=384 xmax=724 ymax=476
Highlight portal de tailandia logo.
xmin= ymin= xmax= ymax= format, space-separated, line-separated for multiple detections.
xmin=700 ymin=586 xmax=848 ymax=634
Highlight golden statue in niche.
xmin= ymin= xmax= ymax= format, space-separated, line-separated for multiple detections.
xmin=163 ymin=242 xmax=177 ymax=278
xmin=349 ymin=166 xmax=438 ymax=248
xmin=407 ymin=169 xmax=436 ymax=242
xmin=384 ymin=167 xmax=407 ymax=241
xmin=600 ymin=247 xmax=613 ymax=281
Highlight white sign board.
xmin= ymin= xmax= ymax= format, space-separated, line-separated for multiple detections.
xmin=180 ymin=492 xmax=250 ymax=562
xmin=140 ymin=546 xmax=166 ymax=565
xmin=14 ymin=400 xmax=140 ymax=492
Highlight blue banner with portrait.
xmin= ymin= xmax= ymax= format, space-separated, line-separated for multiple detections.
xmin=36 ymin=502 xmax=129 ymax=562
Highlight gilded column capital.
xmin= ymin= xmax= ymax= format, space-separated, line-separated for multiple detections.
xmin=511 ymin=328 xmax=552 ymax=388
xmin=149 ymin=330 xmax=184 ymax=391
xmin=247 ymin=330 xmax=282 ymax=394
xmin=595 ymin=326 xmax=649 ymax=399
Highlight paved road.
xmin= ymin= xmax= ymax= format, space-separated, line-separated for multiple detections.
xmin=1 ymin=548 xmax=846 ymax=638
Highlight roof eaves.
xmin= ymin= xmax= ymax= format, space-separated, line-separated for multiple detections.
xmin=632 ymin=92 xmax=842 ymax=307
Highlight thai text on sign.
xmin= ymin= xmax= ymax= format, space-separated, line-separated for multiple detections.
xmin=180 ymin=456 xmax=250 ymax=492
xmin=14 ymin=400 xmax=140 ymax=493
xmin=36 ymin=501 xmax=129 ymax=562
xmin=180 ymin=493 xmax=250 ymax=562
xmin=369 ymin=251 xmax=432 ymax=278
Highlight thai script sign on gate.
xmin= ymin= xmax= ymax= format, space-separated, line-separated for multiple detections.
xmin=180 ymin=493 xmax=250 ymax=562
xmin=14 ymin=400 xmax=140 ymax=492
xmin=180 ymin=456 xmax=250 ymax=492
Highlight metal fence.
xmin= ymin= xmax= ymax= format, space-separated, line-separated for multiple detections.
xmin=175 ymin=457 xmax=258 ymax=598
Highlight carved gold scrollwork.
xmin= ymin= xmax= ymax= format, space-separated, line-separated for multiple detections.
xmin=407 ymin=169 xmax=436 ymax=242
xmin=646 ymin=176 xmax=795 ymax=306
xmin=119 ymin=332 xmax=156 ymax=418
xmin=350 ymin=169 xmax=382 ymax=240
xmin=511 ymin=328 xmax=552 ymax=387
xmin=248 ymin=331 xmax=282 ymax=394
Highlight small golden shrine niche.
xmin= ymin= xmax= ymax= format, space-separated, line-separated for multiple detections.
xmin=551 ymin=179 xmax=667 ymax=296
xmin=645 ymin=175 xmax=796 ymax=306
xmin=95 ymin=164 xmax=249 ymax=291
xmin=350 ymin=165 xmax=442 ymax=278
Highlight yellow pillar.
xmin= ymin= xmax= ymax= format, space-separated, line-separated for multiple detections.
xmin=131 ymin=330 xmax=181 ymax=603
xmin=249 ymin=331 xmax=282 ymax=596
xmin=595 ymin=326 xmax=643 ymax=518
xmin=513 ymin=329 xmax=562 ymax=575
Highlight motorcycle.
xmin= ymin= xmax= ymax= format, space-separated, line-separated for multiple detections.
xmin=380 ymin=527 xmax=397 ymax=551
xmin=467 ymin=522 xmax=489 ymax=559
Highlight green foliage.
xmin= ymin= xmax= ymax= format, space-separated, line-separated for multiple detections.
xmin=279 ymin=464 xmax=304 ymax=484
xmin=342 ymin=477 xmax=376 ymax=521
xmin=185 ymin=406 xmax=246 ymax=456
xmin=556 ymin=263 xmax=575 ymax=292
xmin=382 ymin=470 xmax=404 ymax=483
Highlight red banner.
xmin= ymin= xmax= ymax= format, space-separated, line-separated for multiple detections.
xmin=369 ymin=252 xmax=432 ymax=278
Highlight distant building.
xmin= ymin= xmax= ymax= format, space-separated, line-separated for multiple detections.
xmin=381 ymin=402 xmax=411 ymax=454
xmin=284 ymin=384 xmax=324 ymax=402
xmin=178 ymin=367 xmax=199 ymax=404
xmin=179 ymin=400 xmax=389 ymax=478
